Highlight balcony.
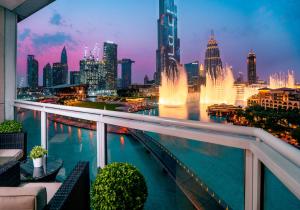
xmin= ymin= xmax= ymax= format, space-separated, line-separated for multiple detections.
xmin=0 ymin=1 xmax=300 ymax=209
xmin=11 ymin=99 xmax=300 ymax=210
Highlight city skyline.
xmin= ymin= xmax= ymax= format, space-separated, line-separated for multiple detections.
xmin=17 ymin=0 xmax=300 ymax=86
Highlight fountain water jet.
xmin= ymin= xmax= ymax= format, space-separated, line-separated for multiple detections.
xmin=200 ymin=65 xmax=236 ymax=105
xmin=269 ymin=70 xmax=295 ymax=89
xmin=159 ymin=64 xmax=188 ymax=107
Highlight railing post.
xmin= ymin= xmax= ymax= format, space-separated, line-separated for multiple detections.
xmin=245 ymin=149 xmax=253 ymax=210
xmin=253 ymin=155 xmax=261 ymax=210
xmin=253 ymin=137 xmax=262 ymax=210
xmin=41 ymin=110 xmax=47 ymax=150
xmin=97 ymin=116 xmax=107 ymax=168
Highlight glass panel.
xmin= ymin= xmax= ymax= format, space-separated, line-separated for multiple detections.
xmin=107 ymin=125 xmax=194 ymax=210
xmin=15 ymin=108 xmax=41 ymax=154
xmin=47 ymin=114 xmax=97 ymax=180
xmin=263 ymin=166 xmax=300 ymax=210
xmin=146 ymin=131 xmax=244 ymax=210
xmin=107 ymin=125 xmax=244 ymax=210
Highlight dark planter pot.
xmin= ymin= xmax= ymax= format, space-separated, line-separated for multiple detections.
xmin=0 ymin=132 xmax=27 ymax=160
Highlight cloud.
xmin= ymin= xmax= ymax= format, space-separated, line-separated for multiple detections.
xmin=32 ymin=32 xmax=76 ymax=48
xmin=50 ymin=13 xmax=62 ymax=25
xmin=18 ymin=28 xmax=31 ymax=41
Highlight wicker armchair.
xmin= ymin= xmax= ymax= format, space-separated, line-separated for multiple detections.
xmin=45 ymin=161 xmax=90 ymax=210
xmin=0 ymin=132 xmax=27 ymax=160
xmin=0 ymin=161 xmax=90 ymax=210
xmin=0 ymin=161 xmax=21 ymax=187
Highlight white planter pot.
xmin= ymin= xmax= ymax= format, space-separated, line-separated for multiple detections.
xmin=33 ymin=157 xmax=43 ymax=168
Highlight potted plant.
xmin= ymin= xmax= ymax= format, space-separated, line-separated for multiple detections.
xmin=30 ymin=146 xmax=47 ymax=168
xmin=0 ymin=120 xmax=27 ymax=160
xmin=91 ymin=162 xmax=148 ymax=210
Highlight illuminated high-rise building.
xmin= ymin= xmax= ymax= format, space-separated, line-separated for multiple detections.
xmin=27 ymin=55 xmax=39 ymax=89
xmin=204 ymin=31 xmax=223 ymax=79
xmin=185 ymin=61 xmax=200 ymax=86
xmin=155 ymin=0 xmax=180 ymax=84
xmin=43 ymin=63 xmax=52 ymax=87
xmin=80 ymin=52 xmax=105 ymax=91
xmin=103 ymin=42 xmax=118 ymax=90
xmin=120 ymin=59 xmax=135 ymax=89
xmin=247 ymin=49 xmax=257 ymax=84
xmin=52 ymin=62 xmax=64 ymax=86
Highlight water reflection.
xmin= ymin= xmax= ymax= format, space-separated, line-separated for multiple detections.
xmin=68 ymin=126 xmax=72 ymax=135
xmin=77 ymin=128 xmax=82 ymax=142
xmin=54 ymin=122 xmax=57 ymax=132
xmin=159 ymin=104 xmax=188 ymax=120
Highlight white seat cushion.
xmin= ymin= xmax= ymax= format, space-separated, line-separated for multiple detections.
xmin=20 ymin=182 xmax=62 ymax=203
xmin=0 ymin=186 xmax=47 ymax=210
xmin=0 ymin=149 xmax=23 ymax=160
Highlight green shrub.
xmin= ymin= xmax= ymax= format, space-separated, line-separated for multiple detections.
xmin=0 ymin=120 xmax=22 ymax=133
xmin=30 ymin=146 xmax=47 ymax=159
xmin=91 ymin=162 xmax=148 ymax=210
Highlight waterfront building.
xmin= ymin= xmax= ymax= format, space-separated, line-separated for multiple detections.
xmin=103 ymin=41 xmax=118 ymax=90
xmin=248 ymin=88 xmax=300 ymax=109
xmin=204 ymin=31 xmax=222 ymax=79
xmin=43 ymin=63 xmax=52 ymax=87
xmin=27 ymin=55 xmax=39 ymax=89
xmin=155 ymin=0 xmax=180 ymax=84
xmin=80 ymin=53 xmax=105 ymax=91
xmin=50 ymin=84 xmax=87 ymax=100
xmin=185 ymin=61 xmax=200 ymax=87
xmin=247 ymin=49 xmax=257 ymax=84
xmin=120 ymin=58 xmax=135 ymax=89
xmin=70 ymin=71 xmax=80 ymax=85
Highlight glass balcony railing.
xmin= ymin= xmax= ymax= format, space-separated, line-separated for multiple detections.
xmin=13 ymin=100 xmax=300 ymax=210
xmin=15 ymin=108 xmax=41 ymax=153
xmin=263 ymin=166 xmax=300 ymax=210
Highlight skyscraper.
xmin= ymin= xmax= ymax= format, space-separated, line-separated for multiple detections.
xmin=155 ymin=0 xmax=180 ymax=84
xmin=61 ymin=46 xmax=68 ymax=84
xmin=43 ymin=63 xmax=52 ymax=87
xmin=27 ymin=55 xmax=39 ymax=89
xmin=247 ymin=49 xmax=257 ymax=84
xmin=103 ymin=42 xmax=118 ymax=90
xmin=120 ymin=59 xmax=135 ymax=89
xmin=80 ymin=52 xmax=105 ymax=91
xmin=204 ymin=31 xmax=223 ymax=79
xmin=70 ymin=71 xmax=80 ymax=85
xmin=184 ymin=61 xmax=200 ymax=86
xmin=52 ymin=62 xmax=64 ymax=86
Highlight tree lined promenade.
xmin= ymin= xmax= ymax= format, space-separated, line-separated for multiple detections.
xmin=228 ymin=105 xmax=300 ymax=148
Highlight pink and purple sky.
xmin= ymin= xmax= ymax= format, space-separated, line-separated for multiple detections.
xmin=17 ymin=0 xmax=300 ymax=86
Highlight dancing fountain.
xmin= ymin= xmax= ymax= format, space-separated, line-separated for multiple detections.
xmin=159 ymin=64 xmax=188 ymax=107
xmin=200 ymin=66 xmax=236 ymax=105
xmin=269 ymin=70 xmax=295 ymax=89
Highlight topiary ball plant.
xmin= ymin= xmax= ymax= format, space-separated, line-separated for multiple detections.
xmin=91 ymin=162 xmax=148 ymax=210
xmin=0 ymin=120 xmax=22 ymax=133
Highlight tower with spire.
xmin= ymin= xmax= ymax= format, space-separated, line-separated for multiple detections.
xmin=61 ymin=46 xmax=68 ymax=84
xmin=155 ymin=0 xmax=180 ymax=85
xmin=204 ymin=30 xmax=223 ymax=79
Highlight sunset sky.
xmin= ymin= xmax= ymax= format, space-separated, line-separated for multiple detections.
xmin=17 ymin=0 xmax=300 ymax=86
